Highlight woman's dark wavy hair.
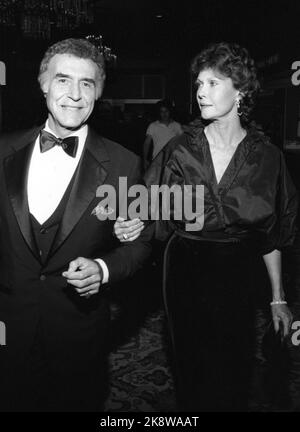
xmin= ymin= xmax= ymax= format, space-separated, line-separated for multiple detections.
xmin=191 ymin=42 xmax=260 ymax=124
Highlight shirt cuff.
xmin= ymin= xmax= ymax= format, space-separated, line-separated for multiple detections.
xmin=94 ymin=258 xmax=109 ymax=284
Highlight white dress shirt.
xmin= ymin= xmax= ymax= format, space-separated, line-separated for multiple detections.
xmin=27 ymin=120 xmax=109 ymax=283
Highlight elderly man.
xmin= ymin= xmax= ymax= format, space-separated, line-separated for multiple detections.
xmin=0 ymin=38 xmax=152 ymax=411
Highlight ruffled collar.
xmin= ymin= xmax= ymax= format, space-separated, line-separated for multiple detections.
xmin=184 ymin=117 xmax=271 ymax=151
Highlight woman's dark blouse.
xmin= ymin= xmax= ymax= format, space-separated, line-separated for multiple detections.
xmin=144 ymin=122 xmax=298 ymax=254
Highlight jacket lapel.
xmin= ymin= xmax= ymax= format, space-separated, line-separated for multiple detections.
xmin=4 ymin=126 xmax=43 ymax=260
xmin=50 ymin=128 xmax=110 ymax=255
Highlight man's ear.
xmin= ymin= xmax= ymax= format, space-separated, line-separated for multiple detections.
xmin=40 ymin=73 xmax=49 ymax=97
xmin=41 ymin=84 xmax=49 ymax=98
xmin=95 ymin=84 xmax=104 ymax=100
xmin=95 ymin=76 xmax=105 ymax=100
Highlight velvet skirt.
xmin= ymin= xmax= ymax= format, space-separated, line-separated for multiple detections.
xmin=163 ymin=230 xmax=259 ymax=411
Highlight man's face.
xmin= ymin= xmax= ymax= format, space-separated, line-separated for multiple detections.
xmin=159 ymin=107 xmax=171 ymax=123
xmin=42 ymin=53 xmax=103 ymax=136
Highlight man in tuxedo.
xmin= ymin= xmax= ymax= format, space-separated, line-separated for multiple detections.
xmin=0 ymin=38 xmax=152 ymax=411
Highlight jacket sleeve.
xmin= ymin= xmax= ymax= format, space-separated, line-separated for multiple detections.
xmin=99 ymin=157 xmax=154 ymax=285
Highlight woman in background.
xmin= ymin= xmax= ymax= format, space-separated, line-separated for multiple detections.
xmin=114 ymin=42 xmax=297 ymax=411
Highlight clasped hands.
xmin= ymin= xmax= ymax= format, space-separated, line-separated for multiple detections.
xmin=62 ymin=257 xmax=102 ymax=299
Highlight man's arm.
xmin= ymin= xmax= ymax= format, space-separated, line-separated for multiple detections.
xmin=97 ymin=155 xmax=153 ymax=283
xmin=63 ymin=156 xmax=153 ymax=295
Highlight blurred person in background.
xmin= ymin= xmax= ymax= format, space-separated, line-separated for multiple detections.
xmin=143 ymin=99 xmax=182 ymax=171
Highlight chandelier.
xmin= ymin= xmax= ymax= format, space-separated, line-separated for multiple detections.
xmin=0 ymin=0 xmax=94 ymax=39
xmin=86 ymin=34 xmax=117 ymax=66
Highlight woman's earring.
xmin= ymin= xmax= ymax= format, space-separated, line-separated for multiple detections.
xmin=236 ymin=99 xmax=243 ymax=116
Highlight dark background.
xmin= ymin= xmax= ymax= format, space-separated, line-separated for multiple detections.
xmin=1 ymin=0 xmax=300 ymax=412
xmin=0 ymin=0 xmax=300 ymax=152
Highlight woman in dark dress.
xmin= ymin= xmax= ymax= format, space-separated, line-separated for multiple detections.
xmin=113 ymin=42 xmax=298 ymax=411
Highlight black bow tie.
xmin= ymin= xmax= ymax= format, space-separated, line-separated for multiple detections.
xmin=40 ymin=130 xmax=79 ymax=158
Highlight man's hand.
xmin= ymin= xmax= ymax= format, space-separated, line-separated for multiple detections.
xmin=62 ymin=257 xmax=102 ymax=298
xmin=114 ymin=216 xmax=144 ymax=242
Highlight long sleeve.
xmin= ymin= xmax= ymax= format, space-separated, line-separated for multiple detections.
xmin=99 ymin=157 xmax=154 ymax=284
xmin=262 ymin=151 xmax=298 ymax=255
xmin=144 ymin=137 xmax=186 ymax=242
xmin=276 ymin=151 xmax=298 ymax=249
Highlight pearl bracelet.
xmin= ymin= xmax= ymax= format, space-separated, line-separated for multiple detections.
xmin=270 ymin=300 xmax=287 ymax=306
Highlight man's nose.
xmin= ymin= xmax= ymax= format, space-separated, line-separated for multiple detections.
xmin=69 ymin=82 xmax=81 ymax=100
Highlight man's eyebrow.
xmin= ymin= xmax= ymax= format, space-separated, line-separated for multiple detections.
xmin=55 ymin=73 xmax=71 ymax=79
xmin=55 ymin=73 xmax=95 ymax=84
xmin=81 ymin=78 xmax=96 ymax=85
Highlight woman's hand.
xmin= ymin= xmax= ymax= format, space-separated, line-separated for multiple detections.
xmin=271 ymin=303 xmax=293 ymax=339
xmin=113 ymin=216 xmax=144 ymax=242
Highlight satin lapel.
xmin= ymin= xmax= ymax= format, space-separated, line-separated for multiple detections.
xmin=201 ymin=134 xmax=219 ymax=192
xmin=4 ymin=137 xmax=39 ymax=259
xmin=217 ymin=135 xmax=256 ymax=194
xmin=198 ymin=132 xmax=225 ymax=226
xmin=50 ymin=129 xmax=110 ymax=255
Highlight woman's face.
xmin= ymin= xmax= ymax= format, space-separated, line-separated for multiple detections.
xmin=196 ymin=68 xmax=240 ymax=121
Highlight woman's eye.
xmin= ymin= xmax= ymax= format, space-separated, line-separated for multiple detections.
xmin=210 ymin=81 xmax=218 ymax=86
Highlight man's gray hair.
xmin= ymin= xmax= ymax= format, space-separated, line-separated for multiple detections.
xmin=38 ymin=38 xmax=106 ymax=89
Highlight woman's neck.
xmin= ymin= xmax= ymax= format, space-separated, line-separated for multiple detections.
xmin=205 ymin=118 xmax=246 ymax=149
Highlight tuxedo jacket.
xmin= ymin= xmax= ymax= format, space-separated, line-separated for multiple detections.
xmin=0 ymin=125 xmax=153 ymax=352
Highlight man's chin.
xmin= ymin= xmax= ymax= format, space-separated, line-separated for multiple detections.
xmin=58 ymin=120 xmax=86 ymax=131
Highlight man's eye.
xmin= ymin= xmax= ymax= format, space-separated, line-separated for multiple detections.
xmin=58 ymin=78 xmax=67 ymax=84
xmin=82 ymin=82 xmax=92 ymax=88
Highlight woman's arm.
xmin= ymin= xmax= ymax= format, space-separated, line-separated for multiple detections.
xmin=263 ymin=249 xmax=284 ymax=301
xmin=263 ymin=249 xmax=293 ymax=337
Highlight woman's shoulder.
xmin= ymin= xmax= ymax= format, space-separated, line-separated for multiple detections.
xmin=246 ymin=122 xmax=282 ymax=159
xmin=162 ymin=132 xmax=190 ymax=153
xmin=162 ymin=118 xmax=205 ymax=155
xmin=246 ymin=124 xmax=283 ymax=169
xmin=145 ymin=128 xmax=197 ymax=183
